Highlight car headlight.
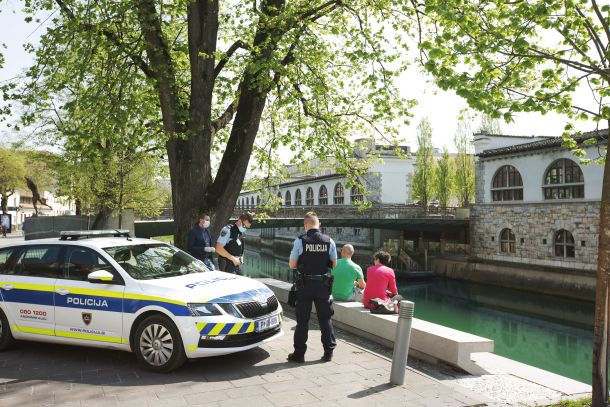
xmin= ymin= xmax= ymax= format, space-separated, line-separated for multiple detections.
xmin=218 ymin=303 xmax=243 ymax=318
xmin=187 ymin=303 xmax=222 ymax=316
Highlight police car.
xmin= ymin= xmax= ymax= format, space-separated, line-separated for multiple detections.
xmin=0 ymin=230 xmax=282 ymax=372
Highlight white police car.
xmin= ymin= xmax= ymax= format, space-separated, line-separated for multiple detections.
xmin=0 ymin=230 xmax=282 ymax=372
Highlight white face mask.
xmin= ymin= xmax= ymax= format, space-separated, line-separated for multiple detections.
xmin=203 ymin=220 xmax=210 ymax=228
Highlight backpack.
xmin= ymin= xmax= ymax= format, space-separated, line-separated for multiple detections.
xmin=368 ymin=298 xmax=398 ymax=314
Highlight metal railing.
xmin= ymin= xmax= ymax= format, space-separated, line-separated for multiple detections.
xmin=138 ymin=204 xmax=462 ymax=221
xmin=233 ymin=204 xmax=458 ymax=219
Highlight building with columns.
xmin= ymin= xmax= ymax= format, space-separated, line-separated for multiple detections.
xmin=237 ymin=140 xmax=416 ymax=210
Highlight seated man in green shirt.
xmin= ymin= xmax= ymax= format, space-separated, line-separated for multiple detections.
xmin=331 ymin=244 xmax=366 ymax=301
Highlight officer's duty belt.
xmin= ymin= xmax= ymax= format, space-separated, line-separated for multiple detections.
xmin=302 ymin=274 xmax=324 ymax=280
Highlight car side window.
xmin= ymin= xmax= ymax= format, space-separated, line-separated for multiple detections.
xmin=9 ymin=246 xmax=63 ymax=278
xmin=0 ymin=248 xmax=15 ymax=274
xmin=62 ymin=247 xmax=118 ymax=282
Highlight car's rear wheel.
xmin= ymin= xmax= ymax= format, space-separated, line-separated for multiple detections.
xmin=0 ymin=308 xmax=15 ymax=351
xmin=134 ymin=315 xmax=186 ymax=372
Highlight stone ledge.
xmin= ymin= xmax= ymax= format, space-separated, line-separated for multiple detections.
xmin=471 ymin=352 xmax=591 ymax=395
xmin=258 ymin=277 xmax=494 ymax=375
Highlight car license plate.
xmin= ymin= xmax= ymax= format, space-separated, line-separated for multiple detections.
xmin=255 ymin=315 xmax=279 ymax=332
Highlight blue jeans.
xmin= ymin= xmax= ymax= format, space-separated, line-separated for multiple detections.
xmin=202 ymin=257 xmax=216 ymax=271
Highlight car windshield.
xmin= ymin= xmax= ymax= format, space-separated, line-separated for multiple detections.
xmin=104 ymin=243 xmax=209 ymax=280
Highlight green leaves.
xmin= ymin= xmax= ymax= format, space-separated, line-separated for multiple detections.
xmin=419 ymin=0 xmax=609 ymax=128
xmin=412 ymin=117 xmax=436 ymax=207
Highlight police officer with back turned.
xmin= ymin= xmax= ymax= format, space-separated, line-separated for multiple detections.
xmin=215 ymin=212 xmax=253 ymax=275
xmin=287 ymin=211 xmax=338 ymax=363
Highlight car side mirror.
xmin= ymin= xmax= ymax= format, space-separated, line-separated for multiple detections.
xmin=88 ymin=270 xmax=115 ymax=284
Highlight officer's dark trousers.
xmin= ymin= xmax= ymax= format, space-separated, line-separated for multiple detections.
xmin=219 ymin=258 xmax=244 ymax=275
xmin=294 ymin=280 xmax=336 ymax=355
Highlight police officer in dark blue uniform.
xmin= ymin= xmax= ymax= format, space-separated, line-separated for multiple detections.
xmin=215 ymin=212 xmax=253 ymax=275
xmin=287 ymin=211 xmax=338 ymax=363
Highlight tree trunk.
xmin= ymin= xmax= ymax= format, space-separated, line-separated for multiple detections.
xmin=1 ymin=193 xmax=8 ymax=214
xmin=592 ymin=125 xmax=610 ymax=407
xmin=168 ymin=0 xmax=285 ymax=249
xmin=91 ymin=206 xmax=113 ymax=230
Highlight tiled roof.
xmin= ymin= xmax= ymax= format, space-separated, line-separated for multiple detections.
xmin=478 ymin=129 xmax=608 ymax=158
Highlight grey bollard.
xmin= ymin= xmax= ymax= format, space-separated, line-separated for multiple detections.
xmin=390 ymin=300 xmax=415 ymax=386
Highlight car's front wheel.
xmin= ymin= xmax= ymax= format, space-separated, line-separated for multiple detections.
xmin=0 ymin=308 xmax=15 ymax=351
xmin=134 ymin=315 xmax=186 ymax=372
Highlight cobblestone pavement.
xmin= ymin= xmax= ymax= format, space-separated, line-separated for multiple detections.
xmin=0 ymin=316 xmax=488 ymax=407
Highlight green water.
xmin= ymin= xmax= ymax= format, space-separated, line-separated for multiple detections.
xmin=243 ymin=248 xmax=595 ymax=385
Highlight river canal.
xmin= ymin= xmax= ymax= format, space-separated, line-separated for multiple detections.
xmin=243 ymin=247 xmax=595 ymax=385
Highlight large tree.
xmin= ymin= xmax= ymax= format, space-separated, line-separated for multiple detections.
xmin=412 ymin=117 xmax=436 ymax=211
xmin=418 ymin=0 xmax=609 ymax=402
xmin=434 ymin=146 xmax=452 ymax=209
xmin=0 ymin=149 xmax=25 ymax=214
xmin=7 ymin=0 xmax=414 ymax=248
xmin=453 ymin=119 xmax=475 ymax=207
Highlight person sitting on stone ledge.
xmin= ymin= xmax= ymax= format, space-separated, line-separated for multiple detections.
xmin=363 ymin=250 xmax=399 ymax=308
xmin=331 ymin=244 xmax=366 ymax=302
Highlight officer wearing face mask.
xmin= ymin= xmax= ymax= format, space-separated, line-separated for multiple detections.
xmin=187 ymin=214 xmax=216 ymax=270
xmin=215 ymin=212 xmax=254 ymax=275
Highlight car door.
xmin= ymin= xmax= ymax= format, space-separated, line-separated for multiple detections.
xmin=54 ymin=246 xmax=125 ymax=344
xmin=0 ymin=245 xmax=62 ymax=337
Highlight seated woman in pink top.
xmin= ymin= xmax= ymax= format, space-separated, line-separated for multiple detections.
xmin=363 ymin=250 xmax=398 ymax=308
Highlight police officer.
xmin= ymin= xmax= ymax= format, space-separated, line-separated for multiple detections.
xmin=187 ymin=214 xmax=216 ymax=270
xmin=215 ymin=212 xmax=253 ymax=275
xmin=287 ymin=211 xmax=337 ymax=363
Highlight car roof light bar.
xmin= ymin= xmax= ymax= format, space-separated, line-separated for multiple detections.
xmin=59 ymin=230 xmax=131 ymax=240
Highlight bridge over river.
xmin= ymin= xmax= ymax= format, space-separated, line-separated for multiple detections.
xmin=134 ymin=205 xmax=470 ymax=238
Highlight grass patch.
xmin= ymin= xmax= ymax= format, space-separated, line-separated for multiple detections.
xmin=544 ymin=397 xmax=591 ymax=407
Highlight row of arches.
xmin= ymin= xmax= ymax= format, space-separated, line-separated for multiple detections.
xmin=492 ymin=159 xmax=585 ymax=201
xmin=238 ymin=182 xmax=364 ymax=208
xmin=499 ymin=228 xmax=577 ymax=258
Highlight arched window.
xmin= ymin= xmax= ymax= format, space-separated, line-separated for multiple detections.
xmin=306 ymin=187 xmax=314 ymax=206
xmin=295 ymin=189 xmax=302 ymax=206
xmin=555 ymin=229 xmax=575 ymax=258
xmin=285 ymin=190 xmax=292 ymax=206
xmin=351 ymin=186 xmax=364 ymax=203
xmin=500 ymin=228 xmax=516 ymax=253
xmin=334 ymin=183 xmax=344 ymax=205
xmin=491 ymin=165 xmax=523 ymax=201
xmin=277 ymin=192 xmax=282 ymax=206
xmin=257 ymin=196 xmax=260 ymax=206
xmin=250 ymin=197 xmax=254 ymax=207
xmin=544 ymin=159 xmax=584 ymax=199
xmin=319 ymin=185 xmax=328 ymax=205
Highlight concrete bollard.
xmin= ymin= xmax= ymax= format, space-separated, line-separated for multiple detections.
xmin=390 ymin=300 xmax=415 ymax=386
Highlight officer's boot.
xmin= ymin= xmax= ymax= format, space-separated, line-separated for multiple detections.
xmin=321 ymin=350 xmax=333 ymax=362
xmin=287 ymin=352 xmax=305 ymax=363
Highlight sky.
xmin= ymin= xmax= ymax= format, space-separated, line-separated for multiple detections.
xmin=0 ymin=1 xmax=600 ymax=154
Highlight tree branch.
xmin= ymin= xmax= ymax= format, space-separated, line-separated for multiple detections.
xmin=54 ymin=0 xmax=155 ymax=80
xmin=214 ymin=40 xmax=249 ymax=79
xmin=591 ymin=0 xmax=610 ymax=45
xmin=573 ymin=5 xmax=608 ymax=69
xmin=211 ymin=98 xmax=238 ymax=137
xmin=136 ymin=0 xmax=185 ymax=132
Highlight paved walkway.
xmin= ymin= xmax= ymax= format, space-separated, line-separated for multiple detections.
xmin=0 ymin=316 xmax=487 ymax=407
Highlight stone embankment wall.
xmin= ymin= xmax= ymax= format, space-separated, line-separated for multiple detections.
xmin=471 ymin=201 xmax=600 ymax=271
xmin=431 ymin=257 xmax=595 ymax=301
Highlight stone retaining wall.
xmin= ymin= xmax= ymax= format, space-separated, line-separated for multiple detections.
xmin=471 ymin=201 xmax=600 ymax=271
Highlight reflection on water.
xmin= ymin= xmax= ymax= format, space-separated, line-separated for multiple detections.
xmin=243 ymin=248 xmax=595 ymax=385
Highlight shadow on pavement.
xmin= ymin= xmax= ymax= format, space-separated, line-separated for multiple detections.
xmin=0 ymin=339 xmax=300 ymax=387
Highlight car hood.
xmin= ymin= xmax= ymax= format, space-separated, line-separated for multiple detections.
xmin=137 ymin=271 xmax=275 ymax=304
